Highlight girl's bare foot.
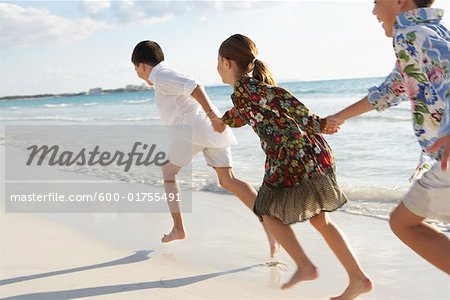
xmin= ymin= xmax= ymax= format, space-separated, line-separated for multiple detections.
xmin=330 ymin=277 xmax=373 ymax=300
xmin=281 ymin=264 xmax=318 ymax=289
xmin=161 ymin=227 xmax=185 ymax=243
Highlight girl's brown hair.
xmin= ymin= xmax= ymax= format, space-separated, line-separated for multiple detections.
xmin=219 ymin=34 xmax=276 ymax=86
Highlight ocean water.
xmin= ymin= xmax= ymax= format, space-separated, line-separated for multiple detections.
xmin=1 ymin=77 xmax=447 ymax=230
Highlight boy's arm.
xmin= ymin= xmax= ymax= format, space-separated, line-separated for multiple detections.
xmin=429 ymin=96 xmax=450 ymax=171
xmin=331 ymin=95 xmax=373 ymax=122
xmin=327 ymin=66 xmax=408 ymax=130
xmin=191 ymin=84 xmax=226 ymax=133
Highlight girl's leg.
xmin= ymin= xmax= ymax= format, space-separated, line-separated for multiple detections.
xmin=262 ymin=215 xmax=318 ymax=289
xmin=161 ymin=163 xmax=185 ymax=243
xmin=214 ymin=167 xmax=279 ymax=257
xmin=309 ymin=212 xmax=372 ymax=300
xmin=390 ymin=202 xmax=450 ymax=274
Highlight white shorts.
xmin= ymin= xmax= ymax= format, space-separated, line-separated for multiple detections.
xmin=403 ymin=163 xmax=450 ymax=223
xmin=168 ymin=139 xmax=233 ymax=168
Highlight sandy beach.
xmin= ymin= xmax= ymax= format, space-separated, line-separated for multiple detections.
xmin=1 ymin=174 xmax=449 ymax=300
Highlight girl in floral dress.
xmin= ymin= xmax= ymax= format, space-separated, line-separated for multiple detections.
xmin=214 ymin=34 xmax=372 ymax=300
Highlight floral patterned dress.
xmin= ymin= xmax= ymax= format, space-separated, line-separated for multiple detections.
xmin=222 ymin=76 xmax=347 ymax=224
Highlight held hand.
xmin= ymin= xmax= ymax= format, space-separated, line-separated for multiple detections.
xmin=211 ymin=117 xmax=227 ymax=133
xmin=427 ymin=133 xmax=450 ymax=171
xmin=321 ymin=115 xmax=344 ymax=135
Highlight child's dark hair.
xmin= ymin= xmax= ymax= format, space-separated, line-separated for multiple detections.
xmin=413 ymin=0 xmax=434 ymax=7
xmin=219 ymin=34 xmax=276 ymax=86
xmin=131 ymin=41 xmax=164 ymax=67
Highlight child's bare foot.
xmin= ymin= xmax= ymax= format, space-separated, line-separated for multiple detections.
xmin=281 ymin=264 xmax=318 ymax=289
xmin=330 ymin=277 xmax=373 ymax=300
xmin=161 ymin=227 xmax=185 ymax=243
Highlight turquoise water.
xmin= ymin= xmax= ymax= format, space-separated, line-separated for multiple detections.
xmin=2 ymin=77 xmax=440 ymax=228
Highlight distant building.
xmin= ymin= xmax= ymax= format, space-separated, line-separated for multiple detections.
xmin=88 ymin=88 xmax=102 ymax=95
xmin=125 ymin=84 xmax=151 ymax=91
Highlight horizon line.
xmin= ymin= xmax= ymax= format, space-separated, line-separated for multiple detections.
xmin=0 ymin=75 xmax=385 ymax=100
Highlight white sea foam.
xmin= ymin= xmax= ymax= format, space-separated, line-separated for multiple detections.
xmin=43 ymin=103 xmax=74 ymax=108
xmin=111 ymin=116 xmax=159 ymax=121
xmin=123 ymin=99 xmax=151 ymax=104
xmin=83 ymin=102 xmax=98 ymax=106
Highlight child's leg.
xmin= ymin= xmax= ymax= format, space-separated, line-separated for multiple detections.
xmin=390 ymin=202 xmax=450 ymax=274
xmin=261 ymin=215 xmax=318 ymax=289
xmin=161 ymin=162 xmax=185 ymax=243
xmin=309 ymin=212 xmax=372 ymax=299
xmin=214 ymin=167 xmax=279 ymax=257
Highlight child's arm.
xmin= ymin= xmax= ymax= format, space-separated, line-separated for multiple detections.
xmin=428 ymin=133 xmax=450 ymax=171
xmin=190 ymin=85 xmax=226 ymax=132
xmin=427 ymin=96 xmax=450 ymax=171
xmin=273 ymin=87 xmax=338 ymax=135
xmin=329 ymin=95 xmax=373 ymax=122
xmin=221 ymin=106 xmax=247 ymax=128
xmin=153 ymin=70 xmax=226 ymax=132
xmin=327 ymin=66 xmax=408 ymax=131
xmin=287 ymin=96 xmax=325 ymax=135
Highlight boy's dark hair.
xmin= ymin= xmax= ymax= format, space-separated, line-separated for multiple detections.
xmin=413 ymin=0 xmax=434 ymax=7
xmin=131 ymin=41 xmax=164 ymax=67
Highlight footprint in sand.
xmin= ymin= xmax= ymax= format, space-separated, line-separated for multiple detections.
xmin=264 ymin=260 xmax=289 ymax=271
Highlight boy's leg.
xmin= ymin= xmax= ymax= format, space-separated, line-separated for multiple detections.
xmin=390 ymin=202 xmax=450 ymax=274
xmin=161 ymin=162 xmax=184 ymax=243
xmin=390 ymin=163 xmax=450 ymax=273
xmin=161 ymin=141 xmax=203 ymax=243
xmin=310 ymin=212 xmax=372 ymax=300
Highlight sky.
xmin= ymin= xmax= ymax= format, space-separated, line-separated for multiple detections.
xmin=0 ymin=0 xmax=449 ymax=97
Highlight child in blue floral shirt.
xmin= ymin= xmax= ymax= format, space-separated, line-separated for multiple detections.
xmin=328 ymin=0 xmax=450 ymax=274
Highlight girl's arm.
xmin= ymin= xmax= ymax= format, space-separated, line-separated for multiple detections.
xmin=221 ymin=106 xmax=246 ymax=128
xmin=288 ymin=98 xmax=323 ymax=135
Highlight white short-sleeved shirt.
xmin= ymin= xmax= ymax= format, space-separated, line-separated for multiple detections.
xmin=148 ymin=62 xmax=237 ymax=148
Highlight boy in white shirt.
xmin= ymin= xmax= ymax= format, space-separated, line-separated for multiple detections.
xmin=132 ymin=40 xmax=278 ymax=256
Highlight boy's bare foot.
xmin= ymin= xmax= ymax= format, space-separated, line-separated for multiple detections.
xmin=281 ymin=265 xmax=318 ymax=289
xmin=161 ymin=228 xmax=185 ymax=243
xmin=329 ymin=277 xmax=373 ymax=300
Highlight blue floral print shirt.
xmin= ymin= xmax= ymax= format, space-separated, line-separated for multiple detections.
xmin=367 ymin=8 xmax=450 ymax=176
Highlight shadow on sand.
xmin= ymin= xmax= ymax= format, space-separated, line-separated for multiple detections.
xmin=1 ymin=263 xmax=263 ymax=300
xmin=0 ymin=250 xmax=153 ymax=286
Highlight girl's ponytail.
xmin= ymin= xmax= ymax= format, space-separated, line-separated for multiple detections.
xmin=252 ymin=59 xmax=276 ymax=86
